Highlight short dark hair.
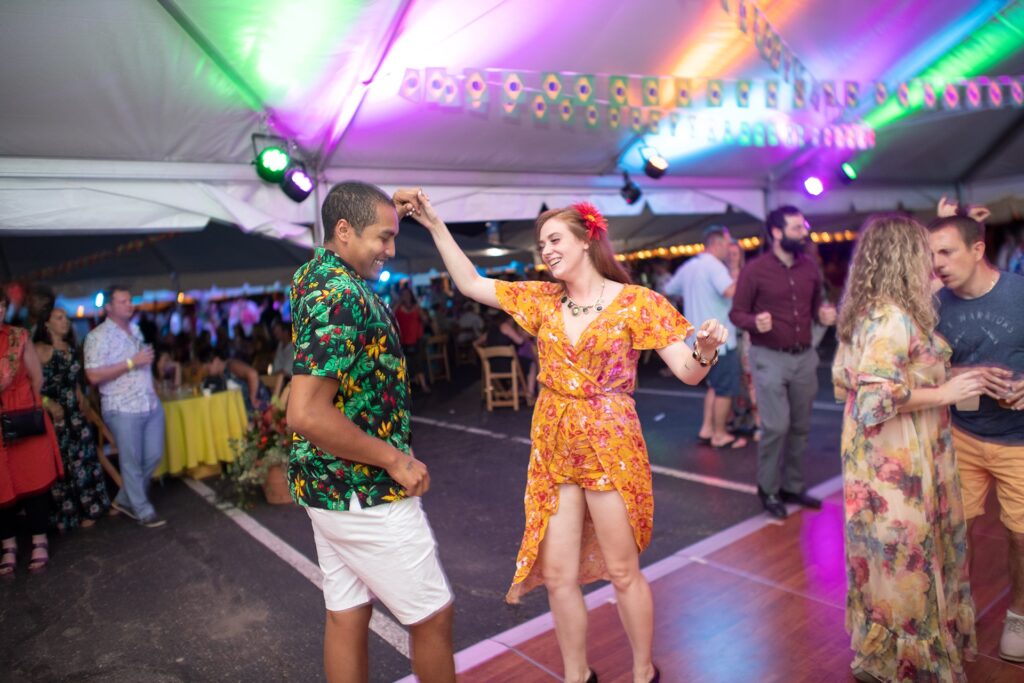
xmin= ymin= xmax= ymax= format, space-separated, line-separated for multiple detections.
xmin=702 ymin=225 xmax=729 ymax=247
xmin=103 ymin=284 xmax=131 ymax=306
xmin=321 ymin=181 xmax=393 ymax=242
xmin=765 ymin=206 xmax=803 ymax=241
xmin=927 ymin=215 xmax=985 ymax=247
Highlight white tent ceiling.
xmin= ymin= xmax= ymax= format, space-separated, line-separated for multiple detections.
xmin=1 ymin=0 xmax=1022 ymax=277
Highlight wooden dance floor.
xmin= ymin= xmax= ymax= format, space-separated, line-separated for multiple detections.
xmin=456 ymin=490 xmax=1024 ymax=682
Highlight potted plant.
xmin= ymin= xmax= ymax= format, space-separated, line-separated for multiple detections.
xmin=224 ymin=399 xmax=293 ymax=507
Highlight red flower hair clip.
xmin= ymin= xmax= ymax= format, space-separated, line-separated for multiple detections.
xmin=572 ymin=201 xmax=608 ymax=241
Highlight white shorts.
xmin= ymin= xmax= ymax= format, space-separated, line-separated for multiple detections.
xmin=306 ymin=496 xmax=452 ymax=625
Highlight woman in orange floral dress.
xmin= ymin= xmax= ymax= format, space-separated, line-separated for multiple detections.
xmin=401 ymin=189 xmax=729 ymax=683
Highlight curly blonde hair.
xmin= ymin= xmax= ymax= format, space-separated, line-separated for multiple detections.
xmin=836 ymin=214 xmax=936 ymax=343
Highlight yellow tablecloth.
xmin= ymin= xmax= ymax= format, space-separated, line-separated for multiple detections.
xmin=157 ymin=390 xmax=248 ymax=477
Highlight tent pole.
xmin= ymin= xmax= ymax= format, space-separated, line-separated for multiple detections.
xmin=313 ymin=180 xmax=324 ymax=246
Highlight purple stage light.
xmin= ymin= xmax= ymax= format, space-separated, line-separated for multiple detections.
xmin=282 ymin=166 xmax=314 ymax=202
xmin=803 ymin=176 xmax=824 ymax=197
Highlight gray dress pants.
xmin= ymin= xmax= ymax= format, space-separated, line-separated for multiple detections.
xmin=748 ymin=346 xmax=818 ymax=496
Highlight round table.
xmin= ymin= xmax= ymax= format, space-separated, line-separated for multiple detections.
xmin=157 ymin=390 xmax=248 ymax=477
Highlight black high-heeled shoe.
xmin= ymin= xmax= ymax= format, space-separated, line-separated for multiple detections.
xmin=649 ymin=666 xmax=660 ymax=683
xmin=584 ymin=670 xmax=597 ymax=683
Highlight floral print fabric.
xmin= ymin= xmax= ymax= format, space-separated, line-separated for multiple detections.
xmin=289 ymin=248 xmax=410 ymax=511
xmin=832 ymin=304 xmax=975 ymax=682
xmin=496 ymin=280 xmax=692 ymax=603
xmin=42 ymin=348 xmax=111 ymax=529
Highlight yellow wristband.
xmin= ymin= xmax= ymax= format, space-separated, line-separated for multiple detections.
xmin=126 ymin=358 xmax=135 ymax=371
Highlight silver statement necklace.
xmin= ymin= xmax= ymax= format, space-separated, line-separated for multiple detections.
xmin=561 ymin=279 xmax=606 ymax=316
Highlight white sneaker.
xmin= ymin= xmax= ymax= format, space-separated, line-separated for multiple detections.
xmin=999 ymin=609 xmax=1024 ymax=662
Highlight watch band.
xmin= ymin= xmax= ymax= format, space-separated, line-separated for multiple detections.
xmin=692 ymin=347 xmax=719 ymax=367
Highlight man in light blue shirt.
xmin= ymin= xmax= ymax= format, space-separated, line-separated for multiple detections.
xmin=664 ymin=226 xmax=745 ymax=448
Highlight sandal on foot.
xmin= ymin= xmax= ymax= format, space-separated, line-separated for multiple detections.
xmin=28 ymin=540 xmax=49 ymax=574
xmin=711 ymin=435 xmax=749 ymax=449
xmin=0 ymin=543 xmax=16 ymax=578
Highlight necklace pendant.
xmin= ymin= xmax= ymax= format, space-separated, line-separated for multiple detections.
xmin=595 ymin=304 xmax=603 ymax=312
xmin=572 ymin=306 xmax=581 ymax=316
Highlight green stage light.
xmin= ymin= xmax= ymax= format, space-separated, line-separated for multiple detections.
xmin=256 ymin=146 xmax=290 ymax=182
xmin=841 ymin=162 xmax=858 ymax=181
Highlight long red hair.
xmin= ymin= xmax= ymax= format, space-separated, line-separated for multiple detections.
xmin=535 ymin=207 xmax=632 ymax=284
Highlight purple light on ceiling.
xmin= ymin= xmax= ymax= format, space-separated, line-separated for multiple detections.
xmin=804 ymin=176 xmax=824 ymax=196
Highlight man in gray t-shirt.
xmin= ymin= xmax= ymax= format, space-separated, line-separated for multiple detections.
xmin=663 ymin=226 xmax=744 ymax=449
xmin=929 ymin=211 xmax=1024 ymax=662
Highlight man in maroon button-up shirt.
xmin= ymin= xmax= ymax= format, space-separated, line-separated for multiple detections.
xmin=730 ymin=206 xmax=836 ymax=518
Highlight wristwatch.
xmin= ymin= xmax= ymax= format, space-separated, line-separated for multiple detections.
xmin=692 ymin=346 xmax=719 ymax=367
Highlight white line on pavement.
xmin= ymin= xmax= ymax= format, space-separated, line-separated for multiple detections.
xmin=648 ymin=464 xmax=759 ymax=494
xmin=412 ymin=416 xmax=761 ymax=495
xmin=182 ymin=479 xmax=411 ymax=658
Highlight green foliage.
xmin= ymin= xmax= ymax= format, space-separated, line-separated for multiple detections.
xmin=223 ymin=399 xmax=290 ymax=508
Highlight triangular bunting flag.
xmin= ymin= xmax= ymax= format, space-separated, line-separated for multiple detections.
xmin=399 ymin=68 xmax=422 ymax=102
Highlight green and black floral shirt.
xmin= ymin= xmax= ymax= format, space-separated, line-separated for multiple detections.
xmin=289 ymin=248 xmax=411 ymax=511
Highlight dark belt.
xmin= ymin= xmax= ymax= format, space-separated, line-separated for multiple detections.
xmin=774 ymin=344 xmax=811 ymax=355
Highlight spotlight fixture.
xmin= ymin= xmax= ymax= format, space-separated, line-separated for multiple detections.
xmin=642 ymin=149 xmax=669 ymax=179
xmin=252 ymin=133 xmax=291 ymax=183
xmin=803 ymin=176 xmax=824 ymax=197
xmin=620 ymin=172 xmax=642 ymax=205
xmin=281 ymin=164 xmax=314 ymax=202
xmin=840 ymin=162 xmax=858 ymax=182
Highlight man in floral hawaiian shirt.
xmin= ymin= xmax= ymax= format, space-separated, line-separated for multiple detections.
xmin=287 ymin=182 xmax=454 ymax=683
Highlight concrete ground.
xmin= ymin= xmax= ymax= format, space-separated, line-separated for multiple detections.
xmin=1 ymin=354 xmax=844 ymax=683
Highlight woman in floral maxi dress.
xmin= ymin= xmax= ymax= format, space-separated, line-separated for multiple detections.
xmin=401 ymin=189 xmax=729 ymax=683
xmin=35 ymin=306 xmax=111 ymax=530
xmin=832 ymin=215 xmax=986 ymax=682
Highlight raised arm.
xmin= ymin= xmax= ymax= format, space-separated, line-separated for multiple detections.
xmin=394 ymin=189 xmax=500 ymax=310
xmin=656 ymin=319 xmax=730 ymax=385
